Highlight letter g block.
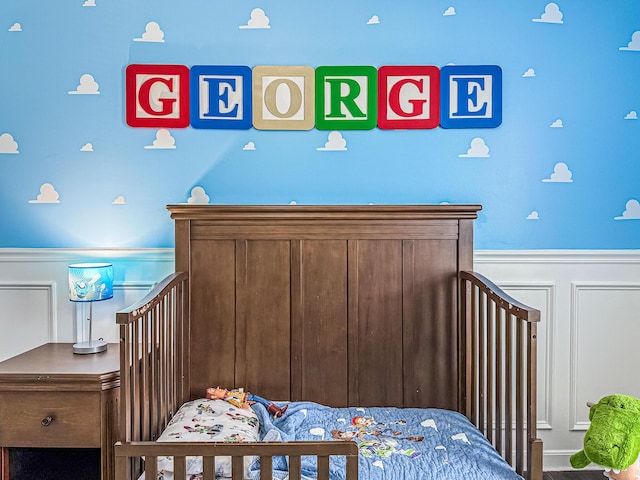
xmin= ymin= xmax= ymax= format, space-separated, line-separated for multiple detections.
xmin=126 ymin=64 xmax=190 ymax=128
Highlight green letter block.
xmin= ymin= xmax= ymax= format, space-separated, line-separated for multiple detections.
xmin=315 ymin=66 xmax=378 ymax=130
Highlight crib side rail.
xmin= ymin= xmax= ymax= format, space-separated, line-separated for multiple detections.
xmin=116 ymin=272 xmax=190 ymax=478
xmin=459 ymin=271 xmax=543 ymax=480
xmin=114 ymin=441 xmax=359 ymax=480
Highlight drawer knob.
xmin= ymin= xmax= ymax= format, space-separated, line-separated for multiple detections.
xmin=41 ymin=416 xmax=54 ymax=427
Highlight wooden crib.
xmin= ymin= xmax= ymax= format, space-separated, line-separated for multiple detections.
xmin=114 ymin=204 xmax=543 ymax=480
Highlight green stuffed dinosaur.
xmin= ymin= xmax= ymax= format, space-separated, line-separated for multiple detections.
xmin=570 ymin=394 xmax=640 ymax=472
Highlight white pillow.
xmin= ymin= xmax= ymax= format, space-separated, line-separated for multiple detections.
xmin=154 ymin=398 xmax=260 ymax=478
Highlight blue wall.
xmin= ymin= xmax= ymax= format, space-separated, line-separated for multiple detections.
xmin=1 ymin=1 xmax=639 ymax=249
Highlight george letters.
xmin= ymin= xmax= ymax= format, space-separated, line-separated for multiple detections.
xmin=125 ymin=63 xmax=502 ymax=130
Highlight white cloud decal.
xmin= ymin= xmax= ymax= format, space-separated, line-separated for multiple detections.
xmin=443 ymin=7 xmax=456 ymax=16
xmin=80 ymin=142 xmax=93 ymax=152
xmin=0 ymin=133 xmax=19 ymax=154
xmin=8 ymin=22 xmax=22 ymax=32
xmin=532 ymin=3 xmax=564 ymax=24
xmin=550 ymin=119 xmax=563 ymax=128
xmin=82 ymin=0 xmax=96 ymax=6
xmin=614 ymin=199 xmax=640 ymax=220
xmin=239 ymin=8 xmax=270 ymax=29
xmin=367 ymin=15 xmax=380 ymax=24
xmin=187 ymin=186 xmax=210 ymax=204
xmin=526 ymin=211 xmax=540 ymax=220
xmin=68 ymin=74 xmax=100 ymax=94
xmin=542 ymin=162 xmax=573 ymax=182
xmin=28 ymin=183 xmax=60 ymax=203
xmin=144 ymin=129 xmax=176 ymax=149
xmin=133 ymin=22 xmax=165 ymax=42
xmin=112 ymin=195 xmax=126 ymax=205
xmin=522 ymin=68 xmax=536 ymax=77
xmin=243 ymin=141 xmax=256 ymax=151
xmin=459 ymin=137 xmax=490 ymax=157
xmin=624 ymin=111 xmax=638 ymax=120
xmin=619 ymin=31 xmax=640 ymax=51
xmin=317 ymin=131 xmax=347 ymax=151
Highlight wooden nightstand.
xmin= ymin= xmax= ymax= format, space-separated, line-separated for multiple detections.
xmin=0 ymin=343 xmax=119 ymax=480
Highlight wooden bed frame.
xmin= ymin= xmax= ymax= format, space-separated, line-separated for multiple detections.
xmin=114 ymin=204 xmax=543 ymax=480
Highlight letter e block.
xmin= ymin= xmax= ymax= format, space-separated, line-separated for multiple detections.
xmin=190 ymin=65 xmax=252 ymax=129
xmin=440 ymin=65 xmax=502 ymax=129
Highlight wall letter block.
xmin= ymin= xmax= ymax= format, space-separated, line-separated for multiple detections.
xmin=378 ymin=66 xmax=440 ymax=130
xmin=252 ymin=66 xmax=315 ymax=130
xmin=315 ymin=66 xmax=378 ymax=130
xmin=439 ymin=65 xmax=502 ymax=129
xmin=190 ymin=65 xmax=252 ymax=130
xmin=125 ymin=64 xmax=190 ymax=128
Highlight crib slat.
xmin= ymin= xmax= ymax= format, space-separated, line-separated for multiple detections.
xmin=494 ymin=302 xmax=503 ymax=456
xmin=289 ymin=454 xmax=301 ymax=480
xmin=505 ymin=305 xmax=513 ymax=466
xmin=318 ymin=455 xmax=330 ymax=480
xmin=486 ymin=295 xmax=494 ymax=444
xmin=470 ymin=284 xmax=478 ymax=425
xmin=174 ymin=456 xmax=186 ymax=479
xmin=202 ymin=456 xmax=215 ymax=480
xmin=528 ymin=320 xmax=540 ymax=479
xmin=478 ymin=290 xmax=486 ymax=435
xmin=516 ymin=318 xmax=524 ymax=474
xmin=260 ymin=455 xmax=273 ymax=480
xmin=346 ymin=453 xmax=358 ymax=480
xmin=145 ymin=455 xmax=157 ymax=479
xmin=232 ymin=455 xmax=244 ymax=480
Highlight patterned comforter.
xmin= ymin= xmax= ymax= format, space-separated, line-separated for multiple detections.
xmin=250 ymin=401 xmax=523 ymax=480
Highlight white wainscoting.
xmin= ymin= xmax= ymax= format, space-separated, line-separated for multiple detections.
xmin=0 ymin=248 xmax=174 ymax=362
xmin=475 ymin=250 xmax=640 ymax=471
xmin=1 ymin=248 xmax=639 ymax=471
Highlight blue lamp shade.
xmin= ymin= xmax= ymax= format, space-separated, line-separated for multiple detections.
xmin=68 ymin=263 xmax=114 ymax=302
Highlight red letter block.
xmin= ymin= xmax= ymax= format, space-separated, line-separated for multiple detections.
xmin=126 ymin=64 xmax=190 ymax=128
xmin=378 ymin=66 xmax=440 ymax=130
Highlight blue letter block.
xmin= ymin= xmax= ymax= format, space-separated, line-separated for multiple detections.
xmin=190 ymin=65 xmax=252 ymax=129
xmin=440 ymin=65 xmax=502 ymax=129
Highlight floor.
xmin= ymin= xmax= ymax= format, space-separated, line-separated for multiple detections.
xmin=543 ymin=471 xmax=605 ymax=480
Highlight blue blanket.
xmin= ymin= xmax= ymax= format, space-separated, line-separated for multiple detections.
xmin=250 ymin=402 xmax=523 ymax=480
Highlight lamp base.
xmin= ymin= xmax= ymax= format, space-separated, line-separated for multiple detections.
xmin=73 ymin=339 xmax=107 ymax=355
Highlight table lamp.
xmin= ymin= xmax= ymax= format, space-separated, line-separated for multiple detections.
xmin=68 ymin=262 xmax=113 ymax=354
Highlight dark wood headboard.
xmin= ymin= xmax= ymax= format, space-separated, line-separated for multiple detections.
xmin=167 ymin=204 xmax=482 ymax=410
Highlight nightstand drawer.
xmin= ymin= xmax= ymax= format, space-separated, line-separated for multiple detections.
xmin=0 ymin=391 xmax=101 ymax=448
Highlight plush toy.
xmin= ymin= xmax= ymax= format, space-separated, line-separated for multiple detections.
xmin=206 ymin=386 xmax=288 ymax=419
xmin=570 ymin=394 xmax=640 ymax=475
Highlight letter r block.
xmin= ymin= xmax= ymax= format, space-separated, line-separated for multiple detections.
xmin=315 ymin=66 xmax=378 ymax=130
xmin=440 ymin=65 xmax=502 ymax=129
xmin=125 ymin=64 xmax=190 ymax=128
